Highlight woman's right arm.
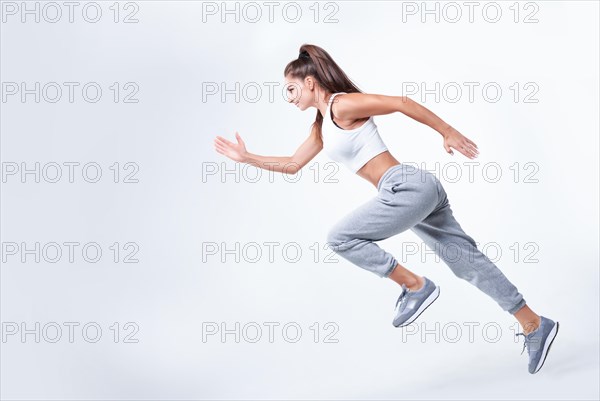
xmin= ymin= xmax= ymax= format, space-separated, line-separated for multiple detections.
xmin=214 ymin=128 xmax=323 ymax=175
xmin=242 ymin=153 xmax=297 ymax=174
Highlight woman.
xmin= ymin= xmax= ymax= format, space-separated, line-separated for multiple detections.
xmin=213 ymin=44 xmax=559 ymax=374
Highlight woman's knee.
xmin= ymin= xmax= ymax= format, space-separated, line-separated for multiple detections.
xmin=326 ymin=225 xmax=356 ymax=253
xmin=326 ymin=226 xmax=344 ymax=250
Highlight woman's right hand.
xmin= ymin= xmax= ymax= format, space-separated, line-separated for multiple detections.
xmin=214 ymin=131 xmax=248 ymax=163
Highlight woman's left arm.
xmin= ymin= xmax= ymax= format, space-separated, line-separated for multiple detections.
xmin=394 ymin=96 xmax=479 ymax=159
xmin=339 ymin=93 xmax=480 ymax=159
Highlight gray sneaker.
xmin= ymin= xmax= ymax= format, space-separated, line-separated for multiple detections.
xmin=515 ymin=315 xmax=559 ymax=374
xmin=392 ymin=276 xmax=440 ymax=328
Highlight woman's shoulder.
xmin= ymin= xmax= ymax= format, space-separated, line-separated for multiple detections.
xmin=330 ymin=92 xmax=373 ymax=129
xmin=330 ymin=92 xmax=366 ymax=118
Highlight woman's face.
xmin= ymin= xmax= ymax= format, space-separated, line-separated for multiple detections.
xmin=284 ymin=75 xmax=312 ymax=111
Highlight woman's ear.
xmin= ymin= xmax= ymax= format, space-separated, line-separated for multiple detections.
xmin=304 ymin=76 xmax=315 ymax=90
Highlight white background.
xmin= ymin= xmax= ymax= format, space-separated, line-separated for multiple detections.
xmin=1 ymin=1 xmax=599 ymax=399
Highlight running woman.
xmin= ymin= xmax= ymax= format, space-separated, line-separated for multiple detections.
xmin=213 ymin=44 xmax=559 ymax=374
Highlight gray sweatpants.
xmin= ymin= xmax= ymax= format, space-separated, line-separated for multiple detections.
xmin=326 ymin=163 xmax=527 ymax=315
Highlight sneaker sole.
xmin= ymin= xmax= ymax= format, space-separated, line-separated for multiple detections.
xmin=532 ymin=321 xmax=559 ymax=374
xmin=394 ymin=285 xmax=440 ymax=328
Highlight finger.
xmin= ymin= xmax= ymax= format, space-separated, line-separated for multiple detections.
xmin=465 ymin=140 xmax=479 ymax=153
xmin=216 ymin=136 xmax=235 ymax=147
xmin=462 ymin=146 xmax=477 ymax=159
xmin=463 ymin=145 xmax=475 ymax=155
xmin=468 ymin=143 xmax=479 ymax=154
xmin=216 ymin=136 xmax=232 ymax=146
xmin=463 ymin=142 xmax=479 ymax=155
xmin=466 ymin=138 xmax=478 ymax=148
xmin=216 ymin=138 xmax=234 ymax=150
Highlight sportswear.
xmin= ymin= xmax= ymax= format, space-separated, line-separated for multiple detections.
xmin=321 ymin=92 xmax=389 ymax=173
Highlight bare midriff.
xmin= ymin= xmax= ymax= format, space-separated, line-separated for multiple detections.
xmin=356 ymin=151 xmax=401 ymax=190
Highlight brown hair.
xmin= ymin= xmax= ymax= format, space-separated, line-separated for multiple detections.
xmin=283 ymin=44 xmax=362 ymax=141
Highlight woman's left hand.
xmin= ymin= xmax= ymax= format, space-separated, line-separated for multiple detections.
xmin=442 ymin=126 xmax=479 ymax=159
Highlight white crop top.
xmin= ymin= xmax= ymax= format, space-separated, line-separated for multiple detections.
xmin=322 ymin=92 xmax=389 ymax=173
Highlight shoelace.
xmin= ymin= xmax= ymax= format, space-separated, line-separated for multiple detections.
xmin=515 ymin=321 xmax=543 ymax=355
xmin=514 ymin=332 xmax=531 ymax=355
xmin=394 ymin=284 xmax=410 ymax=312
